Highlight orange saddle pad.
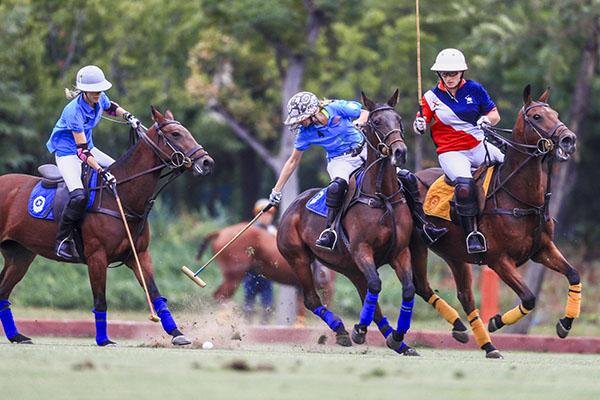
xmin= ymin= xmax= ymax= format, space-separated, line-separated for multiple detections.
xmin=423 ymin=166 xmax=495 ymax=221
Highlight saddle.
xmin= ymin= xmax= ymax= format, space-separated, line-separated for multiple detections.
xmin=423 ymin=166 xmax=495 ymax=223
xmin=28 ymin=164 xmax=97 ymax=222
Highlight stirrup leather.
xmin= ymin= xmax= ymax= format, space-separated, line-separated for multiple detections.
xmin=465 ymin=230 xmax=487 ymax=254
xmin=315 ymin=228 xmax=338 ymax=250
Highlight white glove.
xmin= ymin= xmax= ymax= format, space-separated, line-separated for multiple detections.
xmin=477 ymin=115 xmax=492 ymax=130
xmin=413 ymin=116 xmax=426 ymax=135
xmin=269 ymin=189 xmax=282 ymax=207
xmin=99 ymin=169 xmax=117 ymax=186
xmin=124 ymin=112 xmax=140 ymax=129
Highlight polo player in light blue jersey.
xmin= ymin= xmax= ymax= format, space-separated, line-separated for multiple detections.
xmin=269 ymin=91 xmax=447 ymax=250
xmin=47 ymin=65 xmax=140 ymax=261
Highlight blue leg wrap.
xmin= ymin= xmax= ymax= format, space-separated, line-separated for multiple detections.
xmin=313 ymin=306 xmax=343 ymax=332
xmin=396 ymin=298 xmax=415 ymax=335
xmin=394 ymin=341 xmax=408 ymax=354
xmin=0 ymin=300 xmax=18 ymax=340
xmin=93 ymin=309 xmax=110 ymax=345
xmin=152 ymin=297 xmax=177 ymax=334
xmin=359 ymin=290 xmax=379 ymax=327
xmin=377 ymin=315 xmax=394 ymax=338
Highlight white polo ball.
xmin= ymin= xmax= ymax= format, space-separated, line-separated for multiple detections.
xmin=202 ymin=341 xmax=214 ymax=350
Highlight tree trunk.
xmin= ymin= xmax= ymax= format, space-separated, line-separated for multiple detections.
xmin=505 ymin=16 xmax=599 ymax=334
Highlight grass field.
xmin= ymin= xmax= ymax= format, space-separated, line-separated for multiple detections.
xmin=1 ymin=338 xmax=599 ymax=400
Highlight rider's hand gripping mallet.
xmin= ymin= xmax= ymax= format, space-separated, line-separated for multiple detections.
xmin=182 ymin=204 xmax=274 ymax=288
xmin=110 ymin=182 xmax=160 ymax=322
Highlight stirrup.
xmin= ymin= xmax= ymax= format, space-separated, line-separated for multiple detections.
xmin=466 ymin=231 xmax=487 ymax=254
xmin=315 ymin=228 xmax=338 ymax=251
xmin=56 ymin=236 xmax=80 ymax=261
xmin=421 ymin=223 xmax=448 ymax=246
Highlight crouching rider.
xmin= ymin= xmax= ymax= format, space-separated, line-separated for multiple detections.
xmin=268 ymin=91 xmax=368 ymax=251
xmin=46 ymin=65 xmax=140 ymax=261
xmin=412 ymin=48 xmax=505 ymax=253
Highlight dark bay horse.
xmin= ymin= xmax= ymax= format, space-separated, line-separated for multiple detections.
xmin=411 ymin=86 xmax=579 ymax=358
xmin=0 ymin=107 xmax=214 ymax=346
xmin=195 ymin=224 xmax=335 ymax=322
xmin=278 ymin=91 xmax=418 ymax=355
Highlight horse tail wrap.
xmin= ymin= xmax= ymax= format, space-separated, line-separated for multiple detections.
xmin=195 ymin=231 xmax=219 ymax=261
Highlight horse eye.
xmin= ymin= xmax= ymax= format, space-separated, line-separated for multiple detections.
xmin=533 ymin=114 xmax=541 ymax=120
xmin=172 ymin=131 xmax=181 ymax=138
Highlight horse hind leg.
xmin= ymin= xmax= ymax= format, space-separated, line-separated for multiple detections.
xmin=532 ymin=242 xmax=581 ymax=339
xmin=445 ymin=257 xmax=502 ymax=359
xmin=0 ymin=241 xmax=36 ymax=344
xmin=410 ymin=236 xmax=468 ymax=343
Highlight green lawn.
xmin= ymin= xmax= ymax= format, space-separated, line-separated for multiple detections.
xmin=0 ymin=338 xmax=598 ymax=400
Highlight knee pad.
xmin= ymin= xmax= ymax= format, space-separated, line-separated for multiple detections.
xmin=454 ymin=178 xmax=478 ymax=216
xmin=397 ymin=169 xmax=417 ymax=186
xmin=68 ymin=189 xmax=87 ymax=212
xmin=326 ymin=178 xmax=348 ymax=208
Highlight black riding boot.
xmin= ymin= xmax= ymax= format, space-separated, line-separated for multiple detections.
xmin=316 ymin=178 xmax=348 ymax=251
xmin=397 ymin=169 xmax=448 ymax=245
xmin=454 ymin=178 xmax=486 ymax=254
xmin=55 ymin=189 xmax=87 ymax=261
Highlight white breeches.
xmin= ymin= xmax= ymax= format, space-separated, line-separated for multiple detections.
xmin=55 ymin=147 xmax=115 ymax=192
xmin=437 ymin=141 xmax=504 ymax=182
xmin=326 ymin=147 xmax=366 ymax=182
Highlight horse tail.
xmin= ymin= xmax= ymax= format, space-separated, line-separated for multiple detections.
xmin=195 ymin=231 xmax=219 ymax=261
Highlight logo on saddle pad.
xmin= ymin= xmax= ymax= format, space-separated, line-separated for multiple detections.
xmin=32 ymin=196 xmax=46 ymax=214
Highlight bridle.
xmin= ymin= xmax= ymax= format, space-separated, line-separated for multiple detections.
xmin=363 ymin=105 xmax=405 ymax=157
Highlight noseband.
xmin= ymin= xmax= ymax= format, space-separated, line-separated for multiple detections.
xmin=364 ymin=106 xmax=405 ymax=157
xmin=521 ymin=103 xmax=566 ymax=155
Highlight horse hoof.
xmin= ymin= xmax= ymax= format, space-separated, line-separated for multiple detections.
xmin=10 ymin=333 xmax=33 ymax=344
xmin=336 ymin=333 xmax=352 ymax=347
xmin=486 ymin=350 xmax=504 ymax=359
xmin=556 ymin=320 xmax=570 ymax=339
xmin=98 ymin=339 xmax=117 ymax=347
xmin=385 ymin=332 xmax=404 ymax=351
xmin=488 ymin=314 xmax=503 ymax=333
xmin=400 ymin=346 xmax=420 ymax=357
xmin=452 ymin=329 xmax=469 ymax=344
xmin=351 ymin=324 xmax=367 ymax=345
xmin=172 ymin=335 xmax=192 ymax=346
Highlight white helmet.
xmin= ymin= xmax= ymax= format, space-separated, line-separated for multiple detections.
xmin=430 ymin=48 xmax=468 ymax=72
xmin=284 ymin=91 xmax=320 ymax=126
xmin=75 ymin=65 xmax=112 ymax=92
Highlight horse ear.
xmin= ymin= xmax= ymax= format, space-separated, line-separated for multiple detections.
xmin=151 ymin=105 xmax=165 ymax=122
xmin=387 ymin=88 xmax=399 ymax=107
xmin=522 ymin=85 xmax=532 ymax=106
xmin=361 ymin=91 xmax=376 ymax=111
xmin=165 ymin=109 xmax=174 ymax=120
xmin=538 ymin=87 xmax=551 ymax=103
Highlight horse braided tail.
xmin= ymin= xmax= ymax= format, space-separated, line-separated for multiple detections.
xmin=195 ymin=231 xmax=219 ymax=261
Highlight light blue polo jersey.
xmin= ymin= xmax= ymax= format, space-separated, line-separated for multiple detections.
xmin=294 ymin=100 xmax=364 ymax=160
xmin=46 ymin=92 xmax=111 ymax=156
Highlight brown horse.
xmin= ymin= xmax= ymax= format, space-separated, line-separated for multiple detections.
xmin=277 ymin=91 xmax=418 ymax=355
xmin=0 ymin=107 xmax=214 ymax=346
xmin=195 ymin=224 xmax=335 ymax=321
xmin=411 ymin=85 xmax=579 ymax=358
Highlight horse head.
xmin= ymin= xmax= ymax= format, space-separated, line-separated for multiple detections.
xmin=360 ymin=89 xmax=407 ymax=167
xmin=149 ymin=106 xmax=215 ymax=175
xmin=518 ymin=85 xmax=577 ymax=161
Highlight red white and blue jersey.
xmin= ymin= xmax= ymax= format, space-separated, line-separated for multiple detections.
xmin=422 ymin=79 xmax=496 ymax=154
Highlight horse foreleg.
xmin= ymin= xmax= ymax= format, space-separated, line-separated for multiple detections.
xmin=87 ymin=251 xmax=115 ymax=346
xmin=444 ymin=258 xmax=501 ymax=359
xmin=0 ymin=243 xmax=35 ymax=344
xmin=411 ymin=236 xmax=468 ymax=343
xmin=127 ymin=251 xmax=191 ymax=346
xmin=532 ymin=241 xmax=581 ymax=339
xmin=353 ymin=244 xmax=381 ymax=330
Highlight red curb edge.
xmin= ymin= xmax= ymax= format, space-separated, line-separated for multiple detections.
xmin=15 ymin=319 xmax=600 ymax=354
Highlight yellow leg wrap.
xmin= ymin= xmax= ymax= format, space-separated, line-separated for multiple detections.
xmin=428 ymin=294 xmax=460 ymax=325
xmin=500 ymin=304 xmax=530 ymax=325
xmin=565 ymin=283 xmax=582 ymax=318
xmin=468 ymin=309 xmax=491 ymax=349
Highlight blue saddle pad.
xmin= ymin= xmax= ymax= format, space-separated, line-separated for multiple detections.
xmin=28 ymin=171 xmax=98 ymax=221
xmin=306 ymin=171 xmax=364 ymax=218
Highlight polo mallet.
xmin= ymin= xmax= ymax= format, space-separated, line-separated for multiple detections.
xmin=181 ymin=203 xmax=274 ymax=288
xmin=109 ymin=182 xmax=160 ymax=322
xmin=416 ymin=0 xmax=423 ymax=116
